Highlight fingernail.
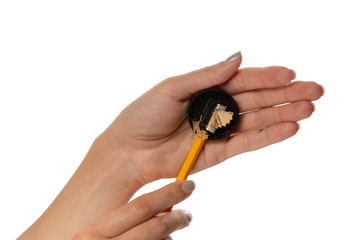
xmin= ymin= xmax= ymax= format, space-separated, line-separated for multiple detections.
xmin=311 ymin=102 xmax=316 ymax=112
xmin=297 ymin=122 xmax=301 ymax=130
xmin=183 ymin=209 xmax=193 ymax=222
xmin=320 ymin=85 xmax=325 ymax=96
xmin=225 ymin=51 xmax=242 ymax=62
xmin=289 ymin=69 xmax=296 ymax=79
xmin=182 ymin=180 xmax=196 ymax=194
xmin=163 ymin=236 xmax=173 ymax=240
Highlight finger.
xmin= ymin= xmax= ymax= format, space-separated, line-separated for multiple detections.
xmin=162 ymin=236 xmax=173 ymax=240
xmin=234 ymin=81 xmax=324 ymax=112
xmin=163 ymin=52 xmax=242 ymax=101
xmin=116 ymin=209 xmax=192 ymax=240
xmin=219 ymin=66 xmax=296 ymax=94
xmin=224 ymin=122 xmax=300 ymax=159
xmin=94 ymin=180 xmax=196 ymax=238
xmin=235 ymin=101 xmax=315 ymax=133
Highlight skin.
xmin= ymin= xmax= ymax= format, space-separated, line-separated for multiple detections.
xmin=18 ymin=53 xmax=324 ymax=239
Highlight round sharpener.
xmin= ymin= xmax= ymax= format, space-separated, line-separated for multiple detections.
xmin=187 ymin=88 xmax=239 ymax=140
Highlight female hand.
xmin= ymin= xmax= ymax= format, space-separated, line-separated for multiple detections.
xmin=73 ymin=180 xmax=195 ymax=240
xmin=100 ymin=52 xmax=324 ymax=184
xmin=18 ymin=52 xmax=324 ymax=239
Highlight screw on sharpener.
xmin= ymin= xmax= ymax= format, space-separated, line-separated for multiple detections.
xmin=188 ymin=88 xmax=239 ymax=140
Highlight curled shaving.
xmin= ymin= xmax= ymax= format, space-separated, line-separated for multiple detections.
xmin=207 ymin=110 xmax=233 ymax=130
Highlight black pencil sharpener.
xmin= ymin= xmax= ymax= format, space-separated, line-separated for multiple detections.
xmin=187 ymin=88 xmax=239 ymax=140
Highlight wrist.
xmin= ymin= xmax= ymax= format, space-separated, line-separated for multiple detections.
xmin=89 ymin=132 xmax=146 ymax=192
xmin=19 ymin=133 xmax=144 ymax=239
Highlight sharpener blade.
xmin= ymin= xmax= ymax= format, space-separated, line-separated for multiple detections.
xmin=206 ymin=103 xmax=227 ymax=134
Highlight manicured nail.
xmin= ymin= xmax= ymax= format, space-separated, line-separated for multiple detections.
xmin=183 ymin=209 xmax=193 ymax=222
xmin=225 ymin=51 xmax=242 ymax=62
xmin=182 ymin=180 xmax=196 ymax=194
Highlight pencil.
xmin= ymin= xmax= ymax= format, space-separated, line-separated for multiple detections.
xmin=160 ymin=135 xmax=206 ymax=213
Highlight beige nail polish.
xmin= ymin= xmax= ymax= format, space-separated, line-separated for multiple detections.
xmin=183 ymin=209 xmax=193 ymax=222
xmin=225 ymin=51 xmax=242 ymax=62
xmin=181 ymin=180 xmax=196 ymax=194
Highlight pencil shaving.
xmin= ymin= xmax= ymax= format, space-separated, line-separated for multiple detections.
xmin=192 ymin=110 xmax=233 ymax=140
xmin=208 ymin=110 xmax=233 ymax=129
xmin=192 ymin=118 xmax=209 ymax=140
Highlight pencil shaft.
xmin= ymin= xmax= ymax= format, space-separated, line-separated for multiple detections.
xmin=176 ymin=135 xmax=206 ymax=181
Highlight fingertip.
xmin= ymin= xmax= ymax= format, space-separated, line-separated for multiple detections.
xmin=167 ymin=55 xmax=242 ymax=100
xmin=287 ymin=121 xmax=300 ymax=137
xmin=314 ymin=83 xmax=325 ymax=100
xmin=320 ymin=85 xmax=325 ymax=96
xmin=281 ymin=68 xmax=296 ymax=84
xmin=182 ymin=209 xmax=193 ymax=222
xmin=271 ymin=122 xmax=300 ymax=142
xmin=181 ymin=180 xmax=196 ymax=194
xmin=289 ymin=69 xmax=296 ymax=80
xmin=224 ymin=51 xmax=242 ymax=63
xmin=297 ymin=101 xmax=315 ymax=119
xmin=171 ymin=209 xmax=193 ymax=226
xmin=302 ymin=82 xmax=325 ymax=101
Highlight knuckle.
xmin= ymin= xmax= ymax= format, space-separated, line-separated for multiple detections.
xmin=149 ymin=217 xmax=168 ymax=235
xmin=204 ymin=64 xmax=223 ymax=86
xmin=129 ymin=197 xmax=152 ymax=217
xmin=165 ymin=187 xmax=180 ymax=204
xmin=157 ymin=78 xmax=182 ymax=100
xmin=276 ymin=106 xmax=284 ymax=122
xmin=241 ymin=134 xmax=252 ymax=152
xmin=159 ymin=77 xmax=173 ymax=89
xmin=253 ymin=91 xmax=266 ymax=109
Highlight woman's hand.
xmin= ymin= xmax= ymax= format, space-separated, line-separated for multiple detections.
xmin=73 ymin=180 xmax=195 ymax=240
xmin=100 ymin=52 xmax=324 ymax=184
xmin=19 ymin=52 xmax=324 ymax=239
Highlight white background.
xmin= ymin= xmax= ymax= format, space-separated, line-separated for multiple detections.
xmin=1 ymin=1 xmax=359 ymax=239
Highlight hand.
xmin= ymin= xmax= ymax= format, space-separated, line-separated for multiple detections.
xmin=100 ymin=52 xmax=324 ymax=183
xmin=19 ymin=52 xmax=324 ymax=239
xmin=73 ymin=180 xmax=195 ymax=240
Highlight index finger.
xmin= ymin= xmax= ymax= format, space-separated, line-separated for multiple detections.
xmin=93 ymin=180 xmax=196 ymax=238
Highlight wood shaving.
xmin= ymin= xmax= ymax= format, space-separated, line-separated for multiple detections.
xmin=192 ymin=118 xmax=209 ymax=140
xmin=208 ymin=110 xmax=233 ymax=130
xmin=192 ymin=110 xmax=233 ymax=140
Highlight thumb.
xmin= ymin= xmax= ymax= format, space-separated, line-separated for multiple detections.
xmin=167 ymin=51 xmax=242 ymax=100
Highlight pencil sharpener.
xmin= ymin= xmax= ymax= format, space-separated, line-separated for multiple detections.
xmin=187 ymin=88 xmax=239 ymax=140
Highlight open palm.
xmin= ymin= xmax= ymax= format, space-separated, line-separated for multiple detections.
xmin=104 ymin=53 xmax=323 ymax=184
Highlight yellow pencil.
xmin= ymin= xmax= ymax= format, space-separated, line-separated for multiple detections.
xmin=176 ymin=134 xmax=206 ymax=181
xmin=160 ymin=135 xmax=206 ymax=213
